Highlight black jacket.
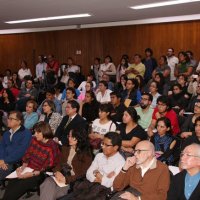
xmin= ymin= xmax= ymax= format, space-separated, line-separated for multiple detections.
xmin=167 ymin=170 xmax=200 ymax=200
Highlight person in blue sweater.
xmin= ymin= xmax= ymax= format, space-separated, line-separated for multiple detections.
xmin=0 ymin=111 xmax=32 ymax=182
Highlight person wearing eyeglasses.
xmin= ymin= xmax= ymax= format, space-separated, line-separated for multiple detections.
xmin=0 ymin=111 xmax=32 ymax=184
xmin=167 ymin=144 xmax=200 ymax=200
xmin=113 ymin=140 xmax=170 ymax=200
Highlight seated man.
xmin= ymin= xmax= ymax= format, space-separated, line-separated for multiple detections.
xmin=135 ymin=93 xmax=154 ymax=130
xmin=59 ymin=132 xmax=125 ymax=200
xmin=16 ymin=78 xmax=38 ymax=111
xmin=110 ymin=92 xmax=126 ymax=124
xmin=113 ymin=140 xmax=170 ymax=200
xmin=55 ymin=100 xmax=86 ymax=145
xmin=168 ymin=144 xmax=200 ymax=200
xmin=0 ymin=111 xmax=32 ymax=183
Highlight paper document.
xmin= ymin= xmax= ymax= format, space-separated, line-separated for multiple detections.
xmin=46 ymin=172 xmax=68 ymax=187
xmin=6 ymin=167 xmax=34 ymax=179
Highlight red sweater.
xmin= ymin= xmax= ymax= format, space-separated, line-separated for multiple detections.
xmin=23 ymin=137 xmax=60 ymax=171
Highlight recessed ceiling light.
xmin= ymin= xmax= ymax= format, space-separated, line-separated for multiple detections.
xmin=5 ymin=13 xmax=91 ymax=24
xmin=131 ymin=0 xmax=200 ymax=9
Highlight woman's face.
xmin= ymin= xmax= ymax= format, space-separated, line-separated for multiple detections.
xmin=126 ymin=80 xmax=134 ymax=90
xmin=105 ymin=57 xmax=110 ymax=64
xmin=21 ymin=61 xmax=26 ymax=68
xmin=85 ymin=83 xmax=91 ymax=92
xmin=68 ymin=132 xmax=78 ymax=146
xmin=12 ymin=74 xmax=17 ymax=80
xmin=149 ymin=82 xmax=158 ymax=93
xmin=68 ymin=80 xmax=75 ymax=88
xmin=99 ymin=110 xmax=109 ymax=120
xmin=122 ymin=111 xmax=132 ymax=124
xmin=157 ymin=120 xmax=169 ymax=136
xmin=120 ymin=77 xmax=126 ymax=85
xmin=26 ymin=103 xmax=34 ymax=113
xmin=2 ymin=90 xmax=8 ymax=98
xmin=159 ymin=57 xmax=165 ymax=66
xmin=154 ymin=75 xmax=161 ymax=83
xmin=85 ymin=93 xmax=93 ymax=103
xmin=173 ymin=86 xmax=181 ymax=94
xmin=121 ymin=58 xmax=126 ymax=65
xmin=194 ymin=102 xmax=200 ymax=114
xmin=42 ymin=102 xmax=52 ymax=114
xmin=178 ymin=53 xmax=186 ymax=62
xmin=34 ymin=131 xmax=44 ymax=142
xmin=177 ymin=76 xmax=185 ymax=85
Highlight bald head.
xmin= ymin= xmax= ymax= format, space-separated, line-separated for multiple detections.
xmin=136 ymin=140 xmax=155 ymax=155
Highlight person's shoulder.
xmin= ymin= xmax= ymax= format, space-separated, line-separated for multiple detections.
xmin=156 ymin=160 xmax=169 ymax=171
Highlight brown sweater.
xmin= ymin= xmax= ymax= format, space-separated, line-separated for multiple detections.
xmin=113 ymin=159 xmax=170 ymax=200
xmin=54 ymin=146 xmax=93 ymax=184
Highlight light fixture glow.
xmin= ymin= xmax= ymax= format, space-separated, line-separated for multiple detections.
xmin=131 ymin=0 xmax=200 ymax=9
xmin=5 ymin=13 xmax=91 ymax=24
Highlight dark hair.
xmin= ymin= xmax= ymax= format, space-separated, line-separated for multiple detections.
xmin=42 ymin=100 xmax=56 ymax=112
xmin=26 ymin=100 xmax=38 ymax=111
xmin=2 ymin=88 xmax=15 ymax=103
xmin=145 ymin=48 xmax=153 ymax=56
xmin=94 ymin=57 xmax=101 ymax=63
xmin=99 ymin=103 xmax=112 ymax=119
xmin=99 ymin=80 xmax=108 ymax=89
xmin=104 ymin=132 xmax=122 ymax=150
xmin=119 ymin=57 xmax=129 ymax=72
xmin=120 ymin=74 xmax=128 ymax=82
xmin=125 ymin=107 xmax=140 ymax=123
xmin=141 ymin=92 xmax=153 ymax=102
xmin=134 ymin=54 xmax=142 ymax=59
xmin=67 ymin=78 xmax=77 ymax=88
xmin=9 ymin=111 xmax=24 ymax=125
xmin=110 ymin=91 xmax=121 ymax=98
xmin=168 ymin=48 xmax=174 ymax=52
xmin=86 ymin=81 xmax=93 ymax=90
xmin=71 ymin=128 xmax=91 ymax=156
xmin=157 ymin=95 xmax=171 ymax=110
xmin=85 ymin=91 xmax=97 ymax=103
xmin=135 ymin=75 xmax=145 ymax=90
xmin=177 ymin=74 xmax=187 ymax=82
xmin=21 ymin=60 xmax=28 ymax=68
xmin=66 ymin=87 xmax=77 ymax=99
xmin=150 ymin=80 xmax=159 ymax=89
xmin=156 ymin=117 xmax=172 ymax=135
xmin=105 ymin=55 xmax=112 ymax=62
xmin=195 ymin=116 xmax=200 ymax=126
xmin=34 ymin=121 xmax=54 ymax=139
xmin=160 ymin=55 xmax=167 ymax=64
xmin=172 ymin=83 xmax=182 ymax=91
xmin=178 ymin=51 xmax=190 ymax=62
xmin=46 ymin=88 xmax=56 ymax=95
xmin=186 ymin=50 xmax=193 ymax=57
xmin=67 ymin=100 xmax=80 ymax=113
xmin=127 ymin=78 xmax=139 ymax=90
xmin=121 ymin=54 xmax=129 ymax=61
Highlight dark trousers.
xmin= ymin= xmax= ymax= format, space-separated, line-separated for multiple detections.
xmin=3 ymin=175 xmax=42 ymax=200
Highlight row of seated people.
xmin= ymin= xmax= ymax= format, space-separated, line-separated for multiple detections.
xmin=0 ymin=111 xmax=199 ymax=199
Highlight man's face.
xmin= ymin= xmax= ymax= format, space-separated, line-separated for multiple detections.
xmin=140 ymin=95 xmax=151 ymax=109
xmin=48 ymin=55 xmax=53 ymax=62
xmin=7 ymin=113 xmax=20 ymax=129
xmin=180 ymin=145 xmax=200 ymax=170
xmin=66 ymin=103 xmax=76 ymax=116
xmin=98 ymin=83 xmax=106 ymax=92
xmin=157 ymin=101 xmax=168 ymax=114
xmin=110 ymin=95 xmax=120 ymax=106
xmin=134 ymin=56 xmax=141 ymax=64
xmin=134 ymin=143 xmax=151 ymax=166
xmin=26 ymin=80 xmax=33 ymax=89
xmin=167 ymin=49 xmax=173 ymax=57
xmin=101 ymin=137 xmax=117 ymax=157
xmin=7 ymin=80 xmax=13 ymax=88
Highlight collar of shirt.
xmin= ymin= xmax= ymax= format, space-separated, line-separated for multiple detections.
xmin=9 ymin=126 xmax=21 ymax=141
xmin=69 ymin=113 xmax=77 ymax=121
xmin=139 ymin=157 xmax=157 ymax=177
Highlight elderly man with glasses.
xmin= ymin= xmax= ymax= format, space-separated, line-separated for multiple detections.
xmin=113 ymin=140 xmax=170 ymax=200
xmin=168 ymin=144 xmax=200 ymax=200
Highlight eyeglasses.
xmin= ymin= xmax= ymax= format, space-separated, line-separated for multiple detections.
xmin=133 ymin=149 xmax=150 ymax=155
xmin=101 ymin=142 xmax=113 ymax=147
xmin=195 ymin=103 xmax=200 ymax=108
xmin=180 ymin=152 xmax=200 ymax=158
xmin=8 ymin=117 xmax=18 ymax=121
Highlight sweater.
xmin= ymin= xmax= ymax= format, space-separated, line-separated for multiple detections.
xmin=113 ymin=159 xmax=170 ymax=200
xmin=0 ymin=126 xmax=32 ymax=164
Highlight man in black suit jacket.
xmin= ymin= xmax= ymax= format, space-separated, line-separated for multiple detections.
xmin=55 ymin=100 xmax=86 ymax=145
xmin=168 ymin=144 xmax=200 ymax=200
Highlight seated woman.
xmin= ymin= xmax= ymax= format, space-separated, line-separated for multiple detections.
xmin=150 ymin=117 xmax=176 ymax=165
xmin=181 ymin=101 xmax=200 ymax=138
xmin=39 ymin=100 xmax=62 ymax=134
xmin=169 ymin=83 xmax=189 ymax=114
xmin=0 ymin=88 xmax=16 ymax=112
xmin=23 ymin=100 xmax=38 ymax=130
xmin=79 ymin=91 xmax=99 ymax=124
xmin=148 ymin=81 xmax=161 ymax=108
xmin=114 ymin=74 xmax=127 ymax=94
xmin=40 ymin=128 xmax=93 ymax=200
xmin=78 ymin=81 xmax=93 ymax=101
xmin=2 ymin=121 xmax=61 ymax=200
xmin=118 ymin=107 xmax=147 ymax=156
xmin=89 ymin=103 xmax=116 ymax=153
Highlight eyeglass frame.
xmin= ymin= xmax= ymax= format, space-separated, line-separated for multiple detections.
xmin=101 ymin=142 xmax=114 ymax=147
xmin=133 ymin=149 xmax=150 ymax=155
xmin=180 ymin=152 xmax=200 ymax=158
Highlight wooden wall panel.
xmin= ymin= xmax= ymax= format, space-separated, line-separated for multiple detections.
xmin=0 ymin=20 xmax=200 ymax=76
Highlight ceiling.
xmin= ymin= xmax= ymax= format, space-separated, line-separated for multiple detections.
xmin=1 ymin=0 xmax=200 ymax=33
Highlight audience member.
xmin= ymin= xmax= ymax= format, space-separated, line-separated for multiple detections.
xmin=55 ymin=100 xmax=86 ymax=145
xmin=168 ymin=144 xmax=200 ymax=200
xmin=96 ymin=80 xmax=112 ymax=103
xmin=113 ymin=140 xmax=170 ymax=200
xmin=116 ymin=57 xmax=129 ymax=83
xmin=23 ymin=100 xmax=38 ymax=130
xmin=18 ymin=60 xmax=32 ymax=80
xmin=0 ymin=111 xmax=32 ymax=183
xmin=135 ymin=92 xmax=154 ymax=129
